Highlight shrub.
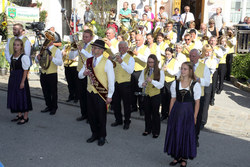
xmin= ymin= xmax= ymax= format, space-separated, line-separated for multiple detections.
xmin=232 ymin=53 xmax=250 ymax=81
xmin=95 ymin=23 xmax=106 ymax=38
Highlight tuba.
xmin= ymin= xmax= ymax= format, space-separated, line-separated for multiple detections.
xmin=39 ymin=30 xmax=55 ymax=70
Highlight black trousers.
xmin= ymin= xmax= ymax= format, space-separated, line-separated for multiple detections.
xmin=217 ymin=64 xmax=227 ymax=91
xmin=225 ymin=53 xmax=233 ymax=80
xmin=131 ymin=70 xmax=143 ymax=111
xmin=64 ymin=66 xmax=78 ymax=100
xmin=161 ymin=81 xmax=173 ymax=117
xmin=112 ymin=82 xmax=132 ymax=124
xmin=87 ymin=92 xmax=107 ymax=138
xmin=77 ymin=78 xmax=88 ymax=117
xmin=144 ymin=94 xmax=161 ymax=135
xmin=210 ymin=70 xmax=218 ymax=103
xmin=202 ymin=84 xmax=212 ymax=125
xmin=196 ymin=95 xmax=205 ymax=141
xmin=40 ymin=73 xmax=58 ymax=110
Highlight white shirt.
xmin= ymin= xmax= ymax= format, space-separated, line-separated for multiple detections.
xmin=11 ymin=54 xmax=30 ymax=70
xmin=69 ymin=42 xmax=92 ymax=59
xmin=35 ymin=45 xmax=63 ymax=66
xmin=138 ymin=69 xmax=165 ymax=89
xmin=181 ymin=12 xmax=195 ymax=23
xmin=175 ymin=52 xmax=187 ymax=67
xmin=170 ymin=80 xmax=201 ymax=100
xmin=213 ymin=46 xmax=224 ymax=58
xmin=78 ymin=55 xmax=115 ymax=98
xmin=193 ymin=39 xmax=203 ymax=51
xmin=156 ymin=12 xmax=168 ymax=26
xmin=202 ymin=57 xmax=219 ymax=75
xmin=5 ymin=36 xmax=31 ymax=64
xmin=136 ymin=44 xmax=151 ymax=63
xmin=119 ymin=53 xmax=135 ymax=74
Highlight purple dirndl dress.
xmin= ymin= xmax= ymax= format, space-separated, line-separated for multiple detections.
xmin=164 ymin=80 xmax=197 ymax=159
xmin=7 ymin=54 xmax=32 ymax=113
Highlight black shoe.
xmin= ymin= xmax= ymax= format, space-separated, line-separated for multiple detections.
xmin=49 ymin=110 xmax=56 ymax=115
xmin=98 ymin=137 xmax=105 ymax=146
xmin=76 ymin=116 xmax=87 ymax=121
xmin=180 ymin=159 xmax=187 ymax=167
xmin=216 ymin=90 xmax=222 ymax=94
xmin=66 ymin=99 xmax=73 ymax=102
xmin=169 ymin=159 xmax=181 ymax=166
xmin=73 ymin=99 xmax=78 ymax=103
xmin=139 ymin=110 xmax=144 ymax=116
xmin=11 ymin=115 xmax=23 ymax=122
xmin=131 ymin=106 xmax=138 ymax=112
xmin=41 ymin=107 xmax=51 ymax=113
xmin=142 ymin=131 xmax=151 ymax=136
xmin=196 ymin=140 xmax=199 ymax=147
xmin=86 ymin=136 xmax=98 ymax=143
xmin=200 ymin=123 xmax=205 ymax=130
xmin=160 ymin=115 xmax=167 ymax=121
xmin=210 ymin=101 xmax=215 ymax=106
xmin=152 ymin=134 xmax=159 ymax=138
xmin=111 ymin=121 xmax=122 ymax=127
xmin=17 ymin=118 xmax=29 ymax=125
xmin=123 ymin=124 xmax=130 ymax=130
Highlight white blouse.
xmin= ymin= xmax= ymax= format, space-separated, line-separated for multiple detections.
xmin=170 ymin=80 xmax=201 ymax=100
xmin=11 ymin=54 xmax=30 ymax=70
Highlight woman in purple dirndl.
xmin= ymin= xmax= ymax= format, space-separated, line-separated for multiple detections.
xmin=7 ymin=39 xmax=32 ymax=125
xmin=164 ymin=62 xmax=201 ymax=167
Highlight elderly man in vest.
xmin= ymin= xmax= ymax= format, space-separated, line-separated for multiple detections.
xmin=36 ymin=38 xmax=63 ymax=115
xmin=111 ymin=41 xmax=135 ymax=130
xmin=78 ymin=40 xmax=115 ymax=146
xmin=69 ymin=29 xmax=94 ymax=121
xmin=103 ymin=27 xmax=119 ymax=59
xmin=189 ymin=49 xmax=210 ymax=147
xmin=131 ymin=34 xmax=150 ymax=116
xmin=5 ymin=23 xmax=31 ymax=64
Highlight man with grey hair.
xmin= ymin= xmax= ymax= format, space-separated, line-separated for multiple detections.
xmin=103 ymin=27 xmax=119 ymax=58
xmin=209 ymin=7 xmax=226 ymax=36
xmin=189 ymin=49 xmax=210 ymax=147
xmin=84 ymin=5 xmax=94 ymax=24
xmin=111 ymin=41 xmax=135 ymax=130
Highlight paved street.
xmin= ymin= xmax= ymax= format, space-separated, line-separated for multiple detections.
xmin=0 ymin=90 xmax=250 ymax=167
xmin=0 ymin=68 xmax=250 ymax=167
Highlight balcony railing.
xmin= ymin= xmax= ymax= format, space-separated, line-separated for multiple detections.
xmin=234 ymin=24 xmax=250 ymax=53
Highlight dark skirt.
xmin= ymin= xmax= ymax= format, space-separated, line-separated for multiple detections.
xmin=164 ymin=101 xmax=196 ymax=159
xmin=7 ymin=69 xmax=32 ymax=113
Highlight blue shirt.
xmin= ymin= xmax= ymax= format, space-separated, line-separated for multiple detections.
xmin=120 ymin=8 xmax=131 ymax=22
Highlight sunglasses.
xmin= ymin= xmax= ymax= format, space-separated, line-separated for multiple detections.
xmin=184 ymin=39 xmax=190 ymax=41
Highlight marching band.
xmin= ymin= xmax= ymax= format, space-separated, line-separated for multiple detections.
xmin=5 ymin=3 xmax=239 ymax=165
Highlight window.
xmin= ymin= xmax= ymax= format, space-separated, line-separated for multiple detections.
xmin=230 ymin=0 xmax=242 ymax=23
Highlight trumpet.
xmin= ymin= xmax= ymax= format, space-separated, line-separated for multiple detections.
xmin=109 ymin=52 xmax=120 ymax=68
xmin=127 ymin=45 xmax=136 ymax=55
xmin=102 ymin=37 xmax=109 ymax=43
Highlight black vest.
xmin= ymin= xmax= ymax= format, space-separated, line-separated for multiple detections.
xmin=10 ymin=54 xmax=24 ymax=71
xmin=176 ymin=80 xmax=196 ymax=103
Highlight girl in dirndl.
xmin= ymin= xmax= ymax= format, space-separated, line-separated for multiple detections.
xmin=7 ymin=38 xmax=32 ymax=125
xmin=164 ymin=62 xmax=201 ymax=167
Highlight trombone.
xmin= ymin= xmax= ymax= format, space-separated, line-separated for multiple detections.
xmin=61 ymin=8 xmax=85 ymax=64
